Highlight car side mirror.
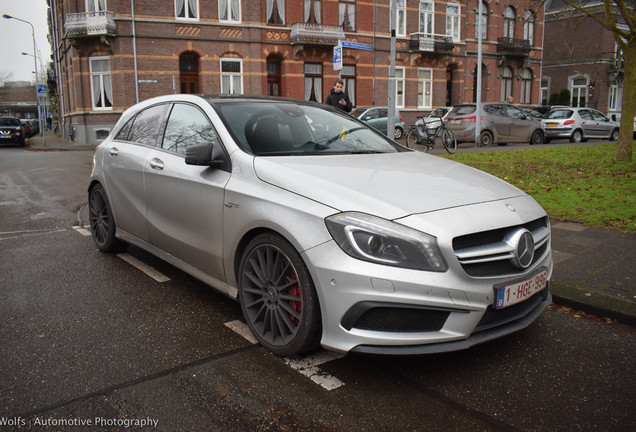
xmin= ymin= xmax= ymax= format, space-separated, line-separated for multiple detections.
xmin=185 ymin=141 xmax=223 ymax=168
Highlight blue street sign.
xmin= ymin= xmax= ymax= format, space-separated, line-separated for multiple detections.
xmin=37 ymin=85 xmax=47 ymax=94
xmin=333 ymin=45 xmax=342 ymax=71
xmin=341 ymin=41 xmax=373 ymax=51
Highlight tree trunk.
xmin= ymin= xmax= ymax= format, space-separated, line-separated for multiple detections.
xmin=615 ymin=20 xmax=635 ymax=161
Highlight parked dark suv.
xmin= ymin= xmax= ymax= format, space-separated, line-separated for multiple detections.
xmin=0 ymin=117 xmax=26 ymax=146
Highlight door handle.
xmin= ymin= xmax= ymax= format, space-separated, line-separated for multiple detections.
xmin=150 ymin=158 xmax=164 ymax=170
xmin=109 ymin=147 xmax=119 ymax=156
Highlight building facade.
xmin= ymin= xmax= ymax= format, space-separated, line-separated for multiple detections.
xmin=49 ymin=0 xmax=545 ymax=144
xmin=542 ymin=1 xmax=628 ymax=121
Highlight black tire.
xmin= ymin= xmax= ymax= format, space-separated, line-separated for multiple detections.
xmin=479 ymin=130 xmax=493 ymax=147
xmin=570 ymin=129 xmax=583 ymax=143
xmin=442 ymin=128 xmax=457 ymax=154
xmin=530 ymin=129 xmax=544 ymax=145
xmin=88 ymin=184 xmax=126 ymax=252
xmin=394 ymin=126 xmax=403 ymax=140
xmin=238 ymin=233 xmax=322 ymax=356
xmin=406 ymin=128 xmax=420 ymax=149
xmin=610 ymin=128 xmax=619 ymax=141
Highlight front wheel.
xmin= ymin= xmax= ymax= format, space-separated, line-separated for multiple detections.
xmin=406 ymin=128 xmax=421 ymax=149
xmin=609 ymin=128 xmax=619 ymax=141
xmin=238 ymin=233 xmax=322 ymax=356
xmin=530 ymin=129 xmax=544 ymax=145
xmin=441 ymin=128 xmax=457 ymax=154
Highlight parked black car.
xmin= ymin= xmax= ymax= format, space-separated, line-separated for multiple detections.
xmin=0 ymin=117 xmax=26 ymax=146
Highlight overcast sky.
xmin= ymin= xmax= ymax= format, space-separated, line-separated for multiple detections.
xmin=1 ymin=0 xmax=51 ymax=83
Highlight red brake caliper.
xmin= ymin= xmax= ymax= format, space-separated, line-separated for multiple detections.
xmin=289 ymin=271 xmax=301 ymax=324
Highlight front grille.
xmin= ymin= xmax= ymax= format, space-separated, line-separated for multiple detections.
xmin=350 ymin=307 xmax=450 ymax=333
xmin=453 ymin=217 xmax=550 ymax=278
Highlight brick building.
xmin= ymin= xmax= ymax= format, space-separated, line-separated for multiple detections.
xmin=49 ymin=0 xmax=545 ymax=144
xmin=542 ymin=0 xmax=629 ymax=120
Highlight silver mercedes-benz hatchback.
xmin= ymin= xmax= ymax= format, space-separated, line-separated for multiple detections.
xmin=89 ymin=95 xmax=552 ymax=356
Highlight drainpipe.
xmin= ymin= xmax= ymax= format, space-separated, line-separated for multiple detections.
xmin=131 ymin=0 xmax=139 ymax=103
xmin=50 ymin=0 xmax=65 ymax=136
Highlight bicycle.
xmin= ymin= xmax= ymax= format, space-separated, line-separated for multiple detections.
xmin=405 ymin=115 xmax=457 ymax=154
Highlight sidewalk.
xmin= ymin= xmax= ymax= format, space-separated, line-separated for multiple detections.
xmin=27 ymin=132 xmax=636 ymax=326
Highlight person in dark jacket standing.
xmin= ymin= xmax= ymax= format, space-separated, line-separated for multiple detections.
xmin=325 ymin=79 xmax=352 ymax=112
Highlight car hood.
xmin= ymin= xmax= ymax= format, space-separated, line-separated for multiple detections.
xmin=253 ymin=152 xmax=526 ymax=220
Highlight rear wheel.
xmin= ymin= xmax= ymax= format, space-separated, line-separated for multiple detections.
xmin=88 ymin=184 xmax=126 ymax=252
xmin=238 ymin=233 xmax=322 ymax=356
xmin=394 ymin=126 xmax=403 ymax=140
xmin=479 ymin=130 xmax=493 ymax=147
xmin=530 ymin=129 xmax=544 ymax=145
xmin=441 ymin=128 xmax=457 ymax=154
xmin=570 ymin=129 xmax=583 ymax=143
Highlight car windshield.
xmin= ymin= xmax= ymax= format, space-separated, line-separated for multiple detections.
xmin=215 ymin=101 xmax=403 ymax=156
xmin=450 ymin=105 xmax=476 ymax=116
xmin=0 ymin=118 xmax=21 ymax=126
xmin=546 ymin=109 xmax=573 ymax=119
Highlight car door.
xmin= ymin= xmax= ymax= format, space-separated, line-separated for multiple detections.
xmin=362 ymin=108 xmax=386 ymax=134
xmin=578 ymin=110 xmax=596 ymax=137
xmin=101 ymin=103 xmax=169 ymax=243
xmin=484 ymin=104 xmax=510 ymax=143
xmin=505 ymin=104 xmax=535 ymax=143
xmin=591 ymin=110 xmax=612 ymax=138
xmin=144 ymin=102 xmax=231 ymax=281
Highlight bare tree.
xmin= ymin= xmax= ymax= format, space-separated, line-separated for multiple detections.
xmin=562 ymin=0 xmax=635 ymax=161
xmin=0 ymin=70 xmax=13 ymax=86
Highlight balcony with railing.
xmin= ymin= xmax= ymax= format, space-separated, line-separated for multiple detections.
xmin=409 ymin=33 xmax=454 ymax=54
xmin=497 ymin=38 xmax=531 ymax=56
xmin=64 ymin=11 xmax=116 ymax=38
xmin=290 ymin=23 xmax=344 ymax=46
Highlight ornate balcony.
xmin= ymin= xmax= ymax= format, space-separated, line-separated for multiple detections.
xmin=290 ymin=23 xmax=344 ymax=46
xmin=409 ymin=33 xmax=454 ymax=54
xmin=64 ymin=11 xmax=116 ymax=38
xmin=497 ymin=37 xmax=531 ymax=56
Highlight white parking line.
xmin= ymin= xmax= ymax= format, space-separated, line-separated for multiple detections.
xmin=117 ymin=253 xmax=171 ymax=283
xmin=224 ymin=320 xmax=345 ymax=391
xmin=72 ymin=226 xmax=92 ymax=236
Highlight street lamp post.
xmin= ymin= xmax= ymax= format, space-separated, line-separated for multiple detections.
xmin=3 ymin=14 xmax=44 ymax=140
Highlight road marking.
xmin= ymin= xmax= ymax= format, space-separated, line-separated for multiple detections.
xmin=225 ymin=320 xmax=345 ymax=391
xmin=72 ymin=226 xmax=92 ymax=236
xmin=117 ymin=253 xmax=171 ymax=283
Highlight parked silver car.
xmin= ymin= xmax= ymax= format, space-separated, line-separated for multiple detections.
xmin=542 ymin=107 xmax=620 ymax=143
xmin=89 ymin=95 xmax=552 ymax=356
xmin=446 ymin=103 xmax=545 ymax=146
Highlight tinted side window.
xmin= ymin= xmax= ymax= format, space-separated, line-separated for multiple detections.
xmin=128 ymin=104 xmax=168 ymax=146
xmin=505 ymin=105 xmax=524 ymax=119
xmin=163 ymin=104 xmax=218 ymax=155
xmin=484 ymin=104 xmax=505 ymax=116
xmin=591 ymin=110 xmax=607 ymax=121
xmin=114 ymin=117 xmax=134 ymax=141
xmin=579 ymin=110 xmax=593 ymax=120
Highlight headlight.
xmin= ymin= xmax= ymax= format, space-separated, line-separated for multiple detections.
xmin=325 ymin=212 xmax=447 ymax=272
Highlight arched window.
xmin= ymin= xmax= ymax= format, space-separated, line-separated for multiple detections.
xmin=501 ymin=66 xmax=513 ymax=102
xmin=266 ymin=55 xmax=282 ymax=96
xmin=475 ymin=1 xmax=488 ymax=39
xmin=504 ymin=7 xmax=515 ymax=39
xmin=523 ymin=10 xmax=535 ymax=45
xmin=520 ymin=69 xmax=532 ymax=104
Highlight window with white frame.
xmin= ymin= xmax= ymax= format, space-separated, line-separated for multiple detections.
xmin=523 ymin=10 xmax=535 ymax=45
xmin=304 ymin=0 xmax=321 ymax=24
xmin=266 ymin=0 xmax=285 ymax=24
xmin=90 ymin=56 xmax=112 ymax=110
xmin=540 ymin=78 xmax=549 ymax=106
xmin=219 ymin=0 xmax=241 ymax=23
xmin=339 ymin=0 xmax=355 ymax=31
xmin=608 ymin=79 xmax=619 ymax=112
xmin=417 ymin=68 xmax=432 ymax=108
xmin=446 ymin=4 xmax=460 ymax=41
xmin=504 ymin=7 xmax=515 ymax=39
xmin=87 ymin=0 xmax=106 ymax=12
xmin=341 ymin=65 xmax=356 ymax=106
xmin=175 ymin=0 xmax=199 ymax=19
xmin=475 ymin=1 xmax=487 ymax=39
xmin=397 ymin=0 xmax=406 ymax=37
xmin=520 ymin=68 xmax=532 ymax=104
xmin=220 ymin=59 xmax=243 ymax=94
xmin=501 ymin=66 xmax=513 ymax=102
xmin=395 ymin=67 xmax=405 ymax=108
xmin=570 ymin=77 xmax=588 ymax=107
xmin=304 ymin=63 xmax=322 ymax=102
xmin=419 ymin=1 xmax=434 ymax=35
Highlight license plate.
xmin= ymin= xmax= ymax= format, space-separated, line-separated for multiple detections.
xmin=450 ymin=119 xmax=461 ymax=125
xmin=494 ymin=267 xmax=548 ymax=310
xmin=547 ymin=123 xmax=558 ymax=127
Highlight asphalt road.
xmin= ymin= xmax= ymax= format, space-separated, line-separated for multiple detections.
xmin=1 ymin=145 xmax=634 ymax=431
